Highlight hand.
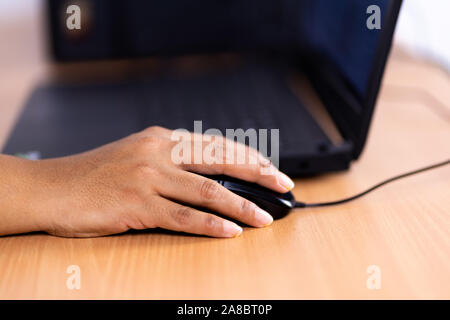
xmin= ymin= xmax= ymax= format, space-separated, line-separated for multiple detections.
xmin=13 ymin=126 xmax=295 ymax=238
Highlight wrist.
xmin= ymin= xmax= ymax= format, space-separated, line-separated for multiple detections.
xmin=0 ymin=156 xmax=58 ymax=235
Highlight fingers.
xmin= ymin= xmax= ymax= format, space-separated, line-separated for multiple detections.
xmin=149 ymin=196 xmax=243 ymax=238
xmin=139 ymin=126 xmax=295 ymax=193
xmin=155 ymin=170 xmax=273 ymax=227
xmin=178 ymin=137 xmax=295 ymax=193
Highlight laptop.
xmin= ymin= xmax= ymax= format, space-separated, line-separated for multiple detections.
xmin=3 ymin=0 xmax=402 ymax=176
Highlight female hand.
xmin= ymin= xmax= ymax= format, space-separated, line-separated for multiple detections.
xmin=1 ymin=126 xmax=294 ymax=238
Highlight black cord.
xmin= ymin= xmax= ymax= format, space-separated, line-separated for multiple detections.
xmin=295 ymin=159 xmax=450 ymax=208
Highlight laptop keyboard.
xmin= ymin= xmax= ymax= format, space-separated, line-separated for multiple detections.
xmin=4 ymin=62 xmax=331 ymax=160
xmin=138 ymin=63 xmax=330 ymax=156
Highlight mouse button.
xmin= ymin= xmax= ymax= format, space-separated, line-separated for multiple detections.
xmin=239 ymin=195 xmax=292 ymax=220
xmin=280 ymin=190 xmax=295 ymax=201
xmin=222 ymin=180 xmax=272 ymax=199
xmin=230 ymin=191 xmax=282 ymax=215
xmin=223 ymin=181 xmax=295 ymax=208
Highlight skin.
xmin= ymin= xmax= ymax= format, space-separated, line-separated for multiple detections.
xmin=0 ymin=126 xmax=295 ymax=238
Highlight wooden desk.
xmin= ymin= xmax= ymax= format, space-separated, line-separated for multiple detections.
xmin=0 ymin=6 xmax=449 ymax=299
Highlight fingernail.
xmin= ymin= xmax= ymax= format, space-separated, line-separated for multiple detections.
xmin=277 ymin=172 xmax=295 ymax=191
xmin=255 ymin=207 xmax=273 ymax=227
xmin=223 ymin=220 xmax=243 ymax=238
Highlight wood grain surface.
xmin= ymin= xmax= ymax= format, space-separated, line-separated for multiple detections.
xmin=0 ymin=2 xmax=449 ymax=299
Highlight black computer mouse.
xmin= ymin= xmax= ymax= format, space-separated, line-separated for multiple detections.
xmin=208 ymin=175 xmax=296 ymax=220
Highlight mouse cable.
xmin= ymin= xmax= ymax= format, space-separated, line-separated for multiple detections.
xmin=294 ymin=158 xmax=450 ymax=209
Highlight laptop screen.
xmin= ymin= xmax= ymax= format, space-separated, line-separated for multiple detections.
xmin=297 ymin=0 xmax=389 ymax=100
xmin=49 ymin=0 xmax=389 ymax=98
xmin=48 ymin=0 xmax=400 ymax=159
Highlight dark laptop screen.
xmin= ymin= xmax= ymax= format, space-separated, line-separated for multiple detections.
xmin=297 ymin=0 xmax=389 ymax=99
xmin=49 ymin=0 xmax=389 ymax=100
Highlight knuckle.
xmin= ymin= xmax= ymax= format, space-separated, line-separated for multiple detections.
xmin=137 ymin=135 xmax=162 ymax=149
xmin=258 ymin=156 xmax=272 ymax=168
xmin=171 ymin=207 xmax=193 ymax=226
xmin=144 ymin=126 xmax=168 ymax=135
xmin=251 ymin=160 xmax=263 ymax=171
xmin=241 ymin=200 xmax=257 ymax=223
xmin=240 ymin=199 xmax=256 ymax=216
xmin=134 ymin=163 xmax=159 ymax=178
xmin=204 ymin=215 xmax=220 ymax=233
xmin=166 ymin=138 xmax=179 ymax=151
xmin=199 ymin=180 xmax=221 ymax=201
